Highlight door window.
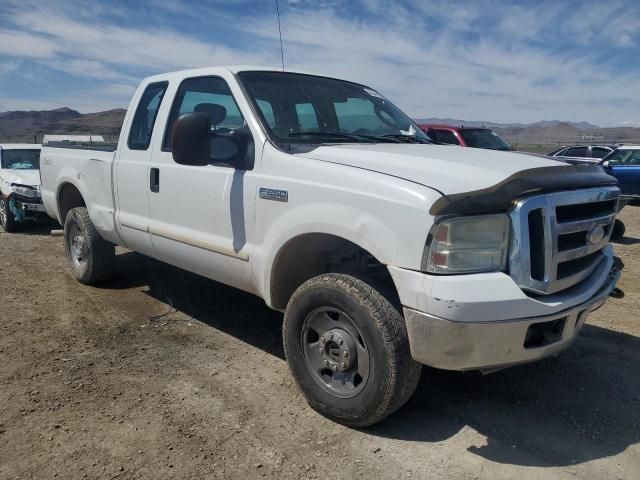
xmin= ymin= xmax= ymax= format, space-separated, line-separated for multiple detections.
xmin=163 ymin=76 xmax=244 ymax=150
xmin=591 ymin=147 xmax=611 ymax=159
xmin=607 ymin=149 xmax=640 ymax=165
xmin=564 ymin=146 xmax=588 ymax=157
xmin=128 ymin=82 xmax=168 ymax=150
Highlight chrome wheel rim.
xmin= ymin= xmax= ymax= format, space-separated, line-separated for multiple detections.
xmin=301 ymin=306 xmax=370 ymax=398
xmin=68 ymin=220 xmax=87 ymax=268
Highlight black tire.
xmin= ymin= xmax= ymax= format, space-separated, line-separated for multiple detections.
xmin=611 ymin=219 xmax=625 ymax=241
xmin=0 ymin=196 xmax=19 ymax=233
xmin=64 ymin=207 xmax=115 ymax=284
xmin=283 ymin=273 xmax=421 ymax=427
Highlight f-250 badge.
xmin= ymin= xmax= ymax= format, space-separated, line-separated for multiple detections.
xmin=259 ymin=188 xmax=288 ymax=202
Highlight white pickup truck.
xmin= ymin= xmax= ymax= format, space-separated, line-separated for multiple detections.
xmin=40 ymin=66 xmax=622 ymax=427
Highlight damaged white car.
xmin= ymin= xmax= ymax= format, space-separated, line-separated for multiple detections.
xmin=0 ymin=144 xmax=44 ymax=232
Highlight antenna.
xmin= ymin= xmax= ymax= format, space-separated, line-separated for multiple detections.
xmin=275 ymin=0 xmax=291 ymax=151
xmin=275 ymin=0 xmax=285 ymax=72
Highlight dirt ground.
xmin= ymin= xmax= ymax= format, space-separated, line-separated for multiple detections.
xmin=1 ymin=209 xmax=639 ymax=480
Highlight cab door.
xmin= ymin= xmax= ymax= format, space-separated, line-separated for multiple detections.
xmin=146 ymin=75 xmax=256 ymax=293
xmin=114 ymin=81 xmax=168 ymax=256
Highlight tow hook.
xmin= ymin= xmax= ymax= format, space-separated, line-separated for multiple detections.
xmin=609 ymin=257 xmax=624 ymax=299
xmin=613 ymin=256 xmax=625 ymax=272
xmin=610 ymin=287 xmax=624 ymax=299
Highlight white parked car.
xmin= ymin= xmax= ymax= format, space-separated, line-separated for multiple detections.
xmin=39 ymin=67 xmax=622 ymax=426
xmin=0 ymin=144 xmax=45 ymax=232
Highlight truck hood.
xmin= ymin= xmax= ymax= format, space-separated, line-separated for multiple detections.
xmin=0 ymin=169 xmax=40 ymax=188
xmin=296 ymin=144 xmax=566 ymax=195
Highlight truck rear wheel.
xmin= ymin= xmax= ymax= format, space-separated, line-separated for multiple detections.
xmin=0 ymin=197 xmax=19 ymax=233
xmin=283 ymin=273 xmax=421 ymax=427
xmin=64 ymin=207 xmax=115 ymax=284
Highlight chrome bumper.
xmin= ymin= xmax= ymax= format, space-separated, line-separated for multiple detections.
xmin=404 ymin=267 xmax=621 ymax=371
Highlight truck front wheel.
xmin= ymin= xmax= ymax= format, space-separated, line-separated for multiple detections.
xmin=64 ymin=207 xmax=115 ymax=284
xmin=283 ymin=273 xmax=421 ymax=427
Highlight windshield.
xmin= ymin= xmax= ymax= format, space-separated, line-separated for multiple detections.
xmin=459 ymin=129 xmax=510 ymax=151
xmin=238 ymin=71 xmax=430 ymax=147
xmin=1 ymin=149 xmax=40 ymax=169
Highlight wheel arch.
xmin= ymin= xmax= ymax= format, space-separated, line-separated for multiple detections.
xmin=268 ymin=232 xmax=400 ymax=311
xmin=57 ymin=181 xmax=86 ymax=224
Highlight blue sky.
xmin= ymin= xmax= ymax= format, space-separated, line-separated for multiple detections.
xmin=0 ymin=0 xmax=639 ymax=126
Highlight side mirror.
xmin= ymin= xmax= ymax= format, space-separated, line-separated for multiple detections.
xmin=209 ymin=126 xmax=254 ymax=170
xmin=171 ymin=112 xmax=210 ymax=166
xmin=602 ymin=160 xmax=610 ymax=168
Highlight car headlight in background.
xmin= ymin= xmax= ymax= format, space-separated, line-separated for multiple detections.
xmin=10 ymin=184 xmax=38 ymax=198
xmin=423 ymin=214 xmax=510 ymax=274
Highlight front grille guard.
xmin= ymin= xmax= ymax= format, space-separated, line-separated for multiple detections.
xmin=509 ymin=186 xmax=620 ymax=295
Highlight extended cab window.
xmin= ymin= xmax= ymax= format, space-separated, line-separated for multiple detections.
xmin=164 ymin=76 xmax=244 ymax=151
xmin=128 ymin=82 xmax=168 ymax=150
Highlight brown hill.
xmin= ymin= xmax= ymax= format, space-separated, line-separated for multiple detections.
xmin=2 ymin=108 xmax=640 ymax=149
xmin=0 ymin=108 xmax=126 ymax=143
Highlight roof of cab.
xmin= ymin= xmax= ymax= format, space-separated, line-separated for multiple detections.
xmin=141 ymin=65 xmax=343 ymax=84
xmin=616 ymin=145 xmax=640 ymax=150
xmin=0 ymin=143 xmax=41 ymax=150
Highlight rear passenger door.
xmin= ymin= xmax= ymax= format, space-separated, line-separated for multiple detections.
xmin=115 ymin=81 xmax=168 ymax=256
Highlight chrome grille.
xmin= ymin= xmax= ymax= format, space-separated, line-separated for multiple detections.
xmin=509 ymin=187 xmax=619 ymax=294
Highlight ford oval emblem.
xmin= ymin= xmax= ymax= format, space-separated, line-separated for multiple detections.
xmin=587 ymin=226 xmax=605 ymax=245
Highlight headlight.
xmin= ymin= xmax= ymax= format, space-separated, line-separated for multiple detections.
xmin=11 ymin=184 xmax=38 ymax=198
xmin=423 ymin=214 xmax=510 ymax=274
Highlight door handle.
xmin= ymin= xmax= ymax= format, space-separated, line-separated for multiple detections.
xmin=150 ymin=167 xmax=160 ymax=193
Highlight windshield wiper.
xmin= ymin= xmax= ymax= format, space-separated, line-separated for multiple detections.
xmin=288 ymin=132 xmax=373 ymax=142
xmin=381 ymin=134 xmax=432 ymax=144
xmin=288 ymin=132 xmax=400 ymax=143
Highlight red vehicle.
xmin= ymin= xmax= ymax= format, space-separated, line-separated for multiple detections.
xmin=419 ymin=124 xmax=511 ymax=151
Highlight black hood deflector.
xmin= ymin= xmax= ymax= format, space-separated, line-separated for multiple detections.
xmin=430 ymin=165 xmax=618 ymax=216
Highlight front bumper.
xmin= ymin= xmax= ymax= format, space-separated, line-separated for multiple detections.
xmin=403 ymin=266 xmax=620 ymax=370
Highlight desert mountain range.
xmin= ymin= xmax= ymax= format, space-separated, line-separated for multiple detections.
xmin=1 ymin=108 xmax=639 ymax=148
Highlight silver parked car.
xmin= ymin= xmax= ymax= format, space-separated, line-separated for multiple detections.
xmin=548 ymin=144 xmax=616 ymax=165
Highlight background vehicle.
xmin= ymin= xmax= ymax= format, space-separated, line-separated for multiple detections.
xmin=419 ymin=124 xmax=511 ymax=150
xmin=0 ymin=144 xmax=44 ymax=232
xmin=548 ymin=144 xmax=615 ymax=164
xmin=39 ymin=67 xmax=621 ymax=427
xmin=601 ymin=145 xmax=640 ymax=199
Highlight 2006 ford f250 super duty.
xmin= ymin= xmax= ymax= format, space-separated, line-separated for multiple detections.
xmin=40 ymin=66 xmax=622 ymax=427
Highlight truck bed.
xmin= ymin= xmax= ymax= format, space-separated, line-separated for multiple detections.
xmin=40 ymin=144 xmax=119 ymax=243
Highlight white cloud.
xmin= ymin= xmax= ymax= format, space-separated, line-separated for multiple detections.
xmin=0 ymin=30 xmax=59 ymax=58
xmin=0 ymin=60 xmax=19 ymax=75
